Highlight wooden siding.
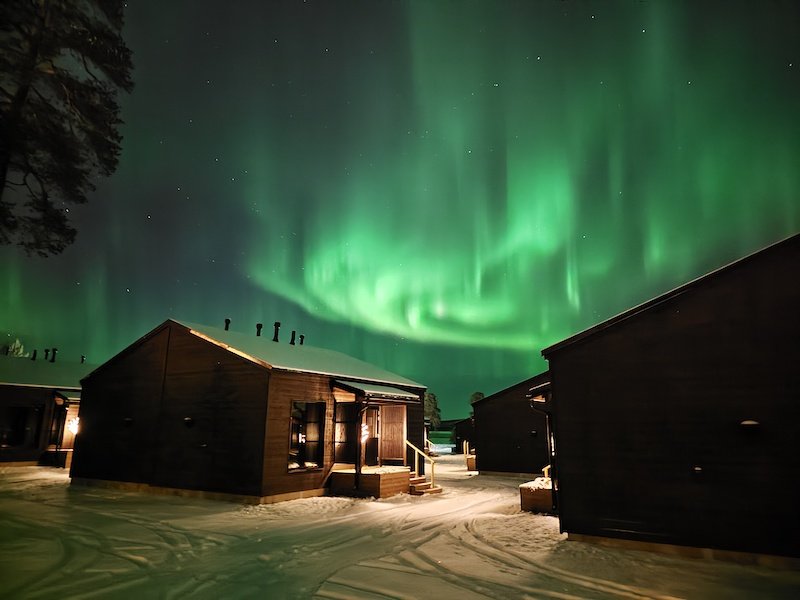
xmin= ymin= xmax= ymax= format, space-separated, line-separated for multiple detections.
xmin=546 ymin=235 xmax=800 ymax=558
xmin=72 ymin=323 xmax=269 ymax=496
xmin=262 ymin=370 xmax=335 ymax=497
xmin=151 ymin=326 xmax=268 ymax=496
xmin=71 ymin=327 xmax=169 ymax=483
xmin=474 ymin=380 xmax=550 ymax=475
xmin=329 ymin=470 xmax=410 ymax=498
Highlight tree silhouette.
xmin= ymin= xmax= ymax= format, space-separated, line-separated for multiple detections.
xmin=424 ymin=391 xmax=441 ymax=429
xmin=0 ymin=0 xmax=133 ymax=256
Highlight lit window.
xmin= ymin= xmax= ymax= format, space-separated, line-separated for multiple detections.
xmin=288 ymin=402 xmax=324 ymax=471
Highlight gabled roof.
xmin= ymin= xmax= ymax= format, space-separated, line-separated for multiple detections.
xmin=472 ymin=371 xmax=550 ymax=406
xmin=542 ymin=232 xmax=800 ymax=357
xmin=175 ymin=320 xmax=425 ymax=389
xmin=0 ymin=355 xmax=97 ymax=390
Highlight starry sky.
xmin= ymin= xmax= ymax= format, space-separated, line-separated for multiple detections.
xmin=1 ymin=0 xmax=798 ymax=418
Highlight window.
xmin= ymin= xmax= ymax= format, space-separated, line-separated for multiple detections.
xmin=288 ymin=402 xmax=325 ymax=471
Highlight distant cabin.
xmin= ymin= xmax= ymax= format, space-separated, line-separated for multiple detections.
xmin=472 ymin=372 xmax=551 ymax=476
xmin=542 ymin=233 xmax=800 ymax=560
xmin=0 ymin=354 xmax=92 ymax=467
xmin=70 ymin=319 xmax=428 ymax=503
xmin=434 ymin=418 xmax=474 ymax=452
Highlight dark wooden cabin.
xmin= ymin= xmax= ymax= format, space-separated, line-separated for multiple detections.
xmin=0 ymin=354 xmax=91 ymax=466
xmin=542 ymin=233 xmax=800 ymax=560
xmin=70 ymin=319 xmax=428 ymax=503
xmin=472 ymin=372 xmax=551 ymax=475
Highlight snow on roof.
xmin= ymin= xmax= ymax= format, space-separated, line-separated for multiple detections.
xmin=0 ymin=355 xmax=96 ymax=390
xmin=333 ymin=379 xmax=422 ymax=400
xmin=176 ymin=320 xmax=424 ymax=389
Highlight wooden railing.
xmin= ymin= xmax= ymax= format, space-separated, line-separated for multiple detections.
xmin=406 ymin=439 xmax=436 ymax=488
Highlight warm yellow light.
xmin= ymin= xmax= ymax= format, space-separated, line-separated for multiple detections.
xmin=67 ymin=417 xmax=80 ymax=435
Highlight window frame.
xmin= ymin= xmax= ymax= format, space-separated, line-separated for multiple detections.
xmin=287 ymin=400 xmax=325 ymax=473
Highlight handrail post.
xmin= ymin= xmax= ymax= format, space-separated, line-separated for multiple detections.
xmin=405 ymin=439 xmax=437 ymax=488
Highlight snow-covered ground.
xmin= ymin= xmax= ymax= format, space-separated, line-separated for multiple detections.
xmin=1 ymin=455 xmax=798 ymax=599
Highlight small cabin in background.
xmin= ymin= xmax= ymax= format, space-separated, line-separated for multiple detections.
xmin=71 ymin=319 xmax=430 ymax=502
xmin=472 ymin=372 xmax=551 ymax=476
xmin=542 ymin=233 xmax=800 ymax=561
xmin=0 ymin=354 xmax=92 ymax=467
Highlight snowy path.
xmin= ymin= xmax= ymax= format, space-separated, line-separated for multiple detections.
xmin=1 ymin=457 xmax=798 ymax=599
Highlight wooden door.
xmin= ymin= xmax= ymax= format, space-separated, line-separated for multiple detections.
xmin=380 ymin=405 xmax=406 ymax=464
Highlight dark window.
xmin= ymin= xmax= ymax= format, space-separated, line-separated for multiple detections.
xmin=288 ymin=402 xmax=325 ymax=471
xmin=0 ymin=406 xmax=42 ymax=448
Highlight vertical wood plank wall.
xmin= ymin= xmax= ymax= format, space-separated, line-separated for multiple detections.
xmin=71 ymin=327 xmax=170 ymax=483
xmin=474 ymin=379 xmax=550 ymax=475
xmin=546 ymin=236 xmax=800 ymax=558
xmin=262 ymin=371 xmax=334 ymax=497
xmin=153 ymin=326 xmax=268 ymax=496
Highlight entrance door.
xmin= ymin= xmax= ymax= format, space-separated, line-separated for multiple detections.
xmin=380 ymin=405 xmax=406 ymax=465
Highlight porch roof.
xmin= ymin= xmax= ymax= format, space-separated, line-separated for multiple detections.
xmin=333 ymin=379 xmax=421 ymax=402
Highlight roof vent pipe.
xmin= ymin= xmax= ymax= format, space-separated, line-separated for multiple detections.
xmin=44 ymin=349 xmax=50 ymax=361
xmin=224 ymin=318 xmax=231 ymax=331
xmin=272 ymin=321 xmax=280 ymax=342
xmin=290 ymin=330 xmax=296 ymax=345
xmin=31 ymin=349 xmax=37 ymax=361
xmin=299 ymin=334 xmax=305 ymax=345
xmin=256 ymin=323 xmax=263 ymax=337
xmin=81 ymin=355 xmax=86 ymax=364
xmin=50 ymin=348 xmax=57 ymax=363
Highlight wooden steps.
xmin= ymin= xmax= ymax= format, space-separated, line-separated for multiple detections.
xmin=408 ymin=472 xmax=443 ymax=496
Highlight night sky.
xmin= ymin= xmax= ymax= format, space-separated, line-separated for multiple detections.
xmin=1 ymin=1 xmax=798 ymax=418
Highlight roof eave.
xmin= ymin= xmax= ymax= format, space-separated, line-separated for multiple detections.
xmin=542 ymin=232 xmax=800 ymax=357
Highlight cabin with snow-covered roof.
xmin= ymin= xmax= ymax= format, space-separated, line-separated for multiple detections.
xmin=70 ymin=319 xmax=434 ymax=502
xmin=472 ymin=372 xmax=551 ymax=478
xmin=0 ymin=353 xmax=94 ymax=467
xmin=542 ymin=233 xmax=800 ymax=561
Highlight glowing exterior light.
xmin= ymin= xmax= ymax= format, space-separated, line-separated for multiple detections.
xmin=67 ymin=417 xmax=80 ymax=435
xmin=360 ymin=423 xmax=369 ymax=444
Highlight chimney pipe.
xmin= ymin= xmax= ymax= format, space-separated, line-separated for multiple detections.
xmin=290 ymin=330 xmax=296 ymax=345
xmin=256 ymin=323 xmax=263 ymax=337
xmin=224 ymin=318 xmax=231 ymax=331
xmin=272 ymin=321 xmax=280 ymax=342
xmin=44 ymin=349 xmax=50 ymax=361
xmin=299 ymin=334 xmax=305 ymax=345
xmin=81 ymin=355 xmax=86 ymax=364
xmin=50 ymin=348 xmax=57 ymax=363
xmin=31 ymin=349 xmax=38 ymax=361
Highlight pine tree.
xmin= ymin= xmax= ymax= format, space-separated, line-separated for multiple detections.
xmin=424 ymin=391 xmax=441 ymax=429
xmin=0 ymin=0 xmax=133 ymax=256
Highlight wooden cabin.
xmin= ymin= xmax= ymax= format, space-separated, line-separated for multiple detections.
xmin=0 ymin=354 xmax=91 ymax=467
xmin=541 ymin=233 xmax=800 ymax=561
xmin=472 ymin=372 xmax=551 ymax=476
xmin=70 ymin=319 xmax=432 ymax=503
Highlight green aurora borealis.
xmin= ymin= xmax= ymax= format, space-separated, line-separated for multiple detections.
xmin=1 ymin=1 xmax=798 ymax=417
